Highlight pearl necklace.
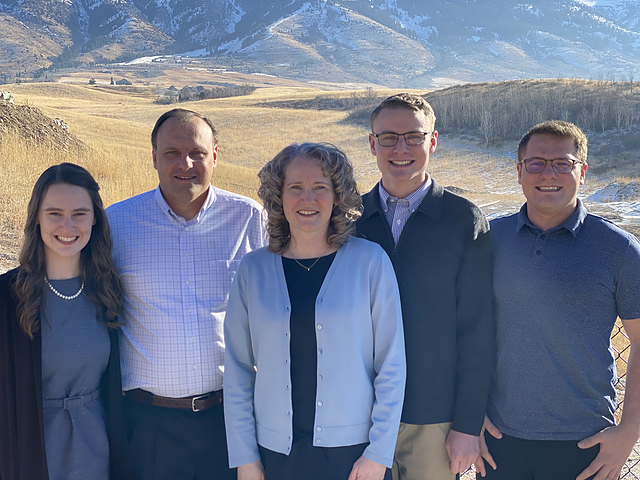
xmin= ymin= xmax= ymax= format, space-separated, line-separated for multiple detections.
xmin=44 ymin=275 xmax=85 ymax=300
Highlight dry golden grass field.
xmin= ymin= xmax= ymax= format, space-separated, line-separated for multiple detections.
xmin=1 ymin=82 xmax=639 ymax=477
xmin=0 ymin=82 xmax=532 ymax=257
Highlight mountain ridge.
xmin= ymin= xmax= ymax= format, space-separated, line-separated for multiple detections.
xmin=1 ymin=0 xmax=640 ymax=86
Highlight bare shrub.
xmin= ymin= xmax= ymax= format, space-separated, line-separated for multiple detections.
xmin=424 ymin=79 xmax=640 ymax=140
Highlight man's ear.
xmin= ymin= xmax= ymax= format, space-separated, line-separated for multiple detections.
xmin=429 ymin=131 xmax=438 ymax=154
xmin=212 ymin=145 xmax=218 ymax=168
xmin=579 ymin=162 xmax=588 ymax=186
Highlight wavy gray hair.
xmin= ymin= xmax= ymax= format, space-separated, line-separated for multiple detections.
xmin=258 ymin=142 xmax=362 ymax=254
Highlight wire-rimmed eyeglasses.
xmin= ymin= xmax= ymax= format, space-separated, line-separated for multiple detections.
xmin=519 ymin=157 xmax=584 ymax=174
xmin=372 ymin=131 xmax=433 ymax=147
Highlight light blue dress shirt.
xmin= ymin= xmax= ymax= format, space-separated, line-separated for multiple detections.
xmin=107 ymin=186 xmax=265 ymax=398
xmin=379 ymin=176 xmax=432 ymax=244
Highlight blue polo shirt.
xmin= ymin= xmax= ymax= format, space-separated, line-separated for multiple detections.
xmin=488 ymin=200 xmax=640 ymax=441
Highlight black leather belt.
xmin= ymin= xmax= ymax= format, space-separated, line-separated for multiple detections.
xmin=125 ymin=388 xmax=223 ymax=412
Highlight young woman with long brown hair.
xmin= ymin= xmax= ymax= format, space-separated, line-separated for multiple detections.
xmin=0 ymin=163 xmax=130 ymax=480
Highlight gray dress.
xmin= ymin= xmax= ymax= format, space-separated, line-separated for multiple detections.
xmin=41 ymin=277 xmax=111 ymax=480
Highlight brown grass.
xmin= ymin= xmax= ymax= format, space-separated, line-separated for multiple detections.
xmin=1 ymin=83 xmax=507 ymax=268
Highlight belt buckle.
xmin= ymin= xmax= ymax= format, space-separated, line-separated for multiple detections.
xmin=191 ymin=393 xmax=211 ymax=412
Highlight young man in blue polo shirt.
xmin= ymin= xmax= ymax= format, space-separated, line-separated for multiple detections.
xmin=476 ymin=121 xmax=640 ymax=480
xmin=357 ymin=93 xmax=495 ymax=480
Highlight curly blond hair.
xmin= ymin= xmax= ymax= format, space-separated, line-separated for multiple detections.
xmin=258 ymin=143 xmax=362 ymax=254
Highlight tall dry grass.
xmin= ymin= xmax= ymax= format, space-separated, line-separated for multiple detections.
xmin=0 ymin=82 xmax=530 ymax=242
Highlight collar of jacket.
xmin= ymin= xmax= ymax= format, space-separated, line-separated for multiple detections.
xmin=361 ymin=179 xmax=444 ymax=223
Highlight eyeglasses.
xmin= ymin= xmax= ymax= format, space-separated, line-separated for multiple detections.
xmin=372 ymin=131 xmax=433 ymax=147
xmin=520 ymin=157 xmax=584 ymax=174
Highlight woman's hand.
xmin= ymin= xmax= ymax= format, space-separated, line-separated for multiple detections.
xmin=237 ymin=460 xmax=265 ymax=480
xmin=347 ymin=456 xmax=387 ymax=480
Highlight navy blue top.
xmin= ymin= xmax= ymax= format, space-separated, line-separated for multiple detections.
xmin=282 ymin=253 xmax=336 ymax=440
xmin=41 ymin=278 xmax=111 ymax=480
xmin=488 ymin=201 xmax=640 ymax=440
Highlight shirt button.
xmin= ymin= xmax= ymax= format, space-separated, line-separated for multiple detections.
xmin=397 ymin=220 xmax=401 ymax=224
xmin=316 ymin=427 xmax=322 ymax=432
xmin=192 ymin=365 xmax=197 ymax=370
xmin=317 ymin=325 xmax=323 ymax=330
xmin=191 ymin=337 xmax=195 ymax=342
xmin=185 ymin=227 xmax=189 ymax=231
xmin=287 ymin=411 xmax=291 ymax=416
xmin=318 ymin=375 xmax=323 ymax=381
xmin=318 ymin=350 xmax=323 ymax=355
xmin=186 ymin=280 xmax=190 ymax=285
xmin=536 ymin=250 xmax=542 ymax=255
xmin=188 ymin=308 xmax=192 ymax=312
xmin=316 ymin=439 xmax=322 ymax=444
xmin=286 ymin=385 xmax=289 ymax=389
xmin=317 ymin=401 xmax=323 ymax=406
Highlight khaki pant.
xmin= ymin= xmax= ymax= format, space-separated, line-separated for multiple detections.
xmin=392 ymin=422 xmax=456 ymax=480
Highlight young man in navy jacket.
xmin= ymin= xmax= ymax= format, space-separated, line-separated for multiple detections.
xmin=356 ymin=93 xmax=495 ymax=480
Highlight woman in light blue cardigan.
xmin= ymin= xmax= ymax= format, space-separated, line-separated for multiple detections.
xmin=224 ymin=143 xmax=406 ymax=480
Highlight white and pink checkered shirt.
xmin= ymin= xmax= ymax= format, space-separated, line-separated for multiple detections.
xmin=107 ymin=186 xmax=265 ymax=398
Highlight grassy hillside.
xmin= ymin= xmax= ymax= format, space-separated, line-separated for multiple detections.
xmin=1 ymin=80 xmax=638 ymax=270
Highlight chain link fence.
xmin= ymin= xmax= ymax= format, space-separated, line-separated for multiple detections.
xmin=613 ymin=322 xmax=639 ymax=479
xmin=462 ymin=321 xmax=638 ymax=479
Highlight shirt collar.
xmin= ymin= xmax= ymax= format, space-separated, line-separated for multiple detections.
xmin=516 ymin=198 xmax=587 ymax=238
xmin=378 ymin=175 xmax=432 ymax=213
xmin=153 ymin=185 xmax=216 ymax=224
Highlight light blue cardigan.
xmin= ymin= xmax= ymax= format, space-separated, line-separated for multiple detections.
xmin=223 ymin=237 xmax=406 ymax=469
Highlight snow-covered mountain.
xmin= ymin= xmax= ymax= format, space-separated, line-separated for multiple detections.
xmin=1 ymin=0 xmax=640 ymax=86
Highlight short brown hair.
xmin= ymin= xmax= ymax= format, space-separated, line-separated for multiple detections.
xmin=151 ymin=108 xmax=218 ymax=149
xmin=370 ymin=93 xmax=436 ymax=131
xmin=518 ymin=121 xmax=588 ymax=163
xmin=258 ymin=143 xmax=362 ymax=255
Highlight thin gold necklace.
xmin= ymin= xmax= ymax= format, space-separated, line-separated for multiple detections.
xmin=293 ymin=257 xmax=321 ymax=272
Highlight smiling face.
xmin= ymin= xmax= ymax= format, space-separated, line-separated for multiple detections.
xmin=153 ymin=116 xmax=217 ymax=220
xmin=281 ymin=156 xmax=336 ymax=246
xmin=518 ymin=134 xmax=587 ymax=231
xmin=369 ymin=107 xmax=438 ymax=199
xmin=38 ymin=183 xmax=95 ymax=277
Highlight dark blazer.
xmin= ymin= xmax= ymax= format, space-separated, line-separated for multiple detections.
xmin=0 ymin=268 xmax=130 ymax=480
xmin=356 ymin=180 xmax=495 ymax=436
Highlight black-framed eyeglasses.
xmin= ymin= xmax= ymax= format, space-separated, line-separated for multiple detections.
xmin=372 ymin=131 xmax=433 ymax=147
xmin=520 ymin=157 xmax=584 ymax=174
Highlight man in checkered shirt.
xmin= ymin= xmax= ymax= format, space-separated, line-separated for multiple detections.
xmin=107 ymin=108 xmax=265 ymax=480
